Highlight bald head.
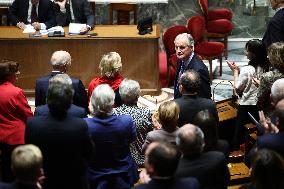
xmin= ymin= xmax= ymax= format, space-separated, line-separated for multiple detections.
xmin=50 ymin=50 xmax=71 ymax=72
xmin=179 ymin=70 xmax=200 ymax=94
xmin=176 ymin=124 xmax=204 ymax=156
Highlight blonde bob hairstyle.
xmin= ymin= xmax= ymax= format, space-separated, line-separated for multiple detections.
xmin=268 ymin=42 xmax=284 ymax=72
xmin=99 ymin=52 xmax=122 ymax=78
xmin=157 ymin=101 xmax=180 ymax=129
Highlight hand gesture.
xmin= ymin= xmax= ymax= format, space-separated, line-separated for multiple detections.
xmin=152 ymin=112 xmax=161 ymax=130
xmin=252 ymin=77 xmax=260 ymax=87
xmin=17 ymin=22 xmax=26 ymax=30
xmin=32 ymin=22 xmax=41 ymax=30
xmin=258 ymin=111 xmax=279 ymax=134
xmin=79 ymin=26 xmax=90 ymax=34
xmin=139 ymin=169 xmax=151 ymax=184
xmin=226 ymin=60 xmax=240 ymax=73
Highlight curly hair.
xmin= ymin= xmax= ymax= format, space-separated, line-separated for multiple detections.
xmin=99 ymin=52 xmax=122 ymax=78
xmin=268 ymin=42 xmax=284 ymax=72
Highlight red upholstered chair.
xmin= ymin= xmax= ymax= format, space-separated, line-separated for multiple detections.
xmin=162 ymin=25 xmax=188 ymax=86
xmin=199 ymin=0 xmax=233 ymax=59
xmin=187 ymin=16 xmax=224 ymax=81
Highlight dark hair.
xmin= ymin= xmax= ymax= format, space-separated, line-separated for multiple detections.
xmin=245 ymin=39 xmax=269 ymax=71
xmin=147 ymin=142 xmax=179 ymax=177
xmin=180 ymin=70 xmax=200 ymax=93
xmin=47 ymin=83 xmax=73 ymax=119
xmin=0 ymin=60 xmax=19 ymax=83
xmin=193 ymin=110 xmax=218 ymax=152
xmin=250 ymin=149 xmax=284 ymax=189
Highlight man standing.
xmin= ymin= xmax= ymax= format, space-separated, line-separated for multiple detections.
xmin=8 ymin=0 xmax=56 ymax=30
xmin=262 ymin=0 xmax=284 ymax=48
xmin=174 ymin=70 xmax=218 ymax=127
xmin=53 ymin=0 xmax=95 ymax=34
xmin=35 ymin=50 xmax=88 ymax=111
xmin=173 ymin=33 xmax=211 ymax=99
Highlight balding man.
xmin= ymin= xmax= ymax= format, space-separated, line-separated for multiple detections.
xmin=173 ymin=33 xmax=211 ymax=99
xmin=35 ymin=50 xmax=88 ymax=111
xmin=175 ymin=124 xmax=230 ymax=189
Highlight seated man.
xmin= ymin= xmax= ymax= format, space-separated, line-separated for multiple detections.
xmin=35 ymin=50 xmax=88 ymax=111
xmin=0 ymin=144 xmax=45 ymax=189
xmin=53 ymin=0 xmax=95 ymax=33
xmin=175 ymin=124 xmax=230 ymax=189
xmin=133 ymin=141 xmax=199 ymax=189
xmin=34 ymin=74 xmax=87 ymax=118
xmin=8 ymin=0 xmax=56 ymax=30
xmin=174 ymin=70 xmax=218 ymax=127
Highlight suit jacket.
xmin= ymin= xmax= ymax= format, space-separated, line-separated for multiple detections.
xmin=0 ymin=82 xmax=33 ymax=145
xmin=8 ymin=0 xmax=56 ymax=29
xmin=133 ymin=177 xmax=200 ymax=189
xmin=0 ymin=181 xmax=38 ymax=189
xmin=174 ymin=54 xmax=211 ymax=99
xmin=54 ymin=0 xmax=95 ymax=28
xmin=85 ymin=115 xmax=138 ymax=189
xmin=257 ymin=131 xmax=284 ymax=158
xmin=34 ymin=104 xmax=87 ymax=118
xmin=176 ymin=151 xmax=230 ymax=189
xmin=35 ymin=72 xmax=88 ymax=111
xmin=174 ymin=94 xmax=218 ymax=127
xmin=262 ymin=8 xmax=284 ymax=49
xmin=25 ymin=114 xmax=94 ymax=189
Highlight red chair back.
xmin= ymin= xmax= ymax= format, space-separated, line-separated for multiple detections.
xmin=187 ymin=16 xmax=206 ymax=44
xmin=199 ymin=0 xmax=208 ymax=18
xmin=162 ymin=25 xmax=188 ymax=58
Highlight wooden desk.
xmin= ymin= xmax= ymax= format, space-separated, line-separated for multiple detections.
xmin=0 ymin=25 xmax=160 ymax=95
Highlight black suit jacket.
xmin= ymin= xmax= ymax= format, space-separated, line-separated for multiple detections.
xmin=257 ymin=131 xmax=284 ymax=158
xmin=133 ymin=177 xmax=200 ymax=189
xmin=174 ymin=94 xmax=218 ymax=127
xmin=25 ymin=115 xmax=94 ymax=189
xmin=8 ymin=0 xmax=56 ymax=29
xmin=176 ymin=151 xmax=230 ymax=189
xmin=54 ymin=0 xmax=95 ymax=28
xmin=34 ymin=104 xmax=87 ymax=118
xmin=174 ymin=54 xmax=211 ymax=99
xmin=262 ymin=8 xmax=284 ymax=49
xmin=35 ymin=72 xmax=88 ymax=111
xmin=0 ymin=181 xmax=38 ymax=189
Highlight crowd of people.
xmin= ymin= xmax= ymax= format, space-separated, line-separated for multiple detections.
xmin=1 ymin=0 xmax=284 ymax=189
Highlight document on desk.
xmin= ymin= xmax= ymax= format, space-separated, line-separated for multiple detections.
xmin=23 ymin=25 xmax=36 ymax=33
xmin=69 ymin=23 xmax=86 ymax=35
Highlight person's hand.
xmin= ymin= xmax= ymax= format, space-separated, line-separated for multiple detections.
xmin=252 ymin=77 xmax=260 ymax=87
xmin=16 ymin=22 xmax=26 ymax=30
xmin=79 ymin=26 xmax=90 ymax=34
xmin=226 ymin=60 xmax=240 ymax=73
xmin=152 ymin=112 xmax=161 ymax=130
xmin=139 ymin=169 xmax=151 ymax=184
xmin=54 ymin=0 xmax=67 ymax=10
xmin=32 ymin=22 xmax=41 ymax=31
xmin=259 ymin=111 xmax=279 ymax=133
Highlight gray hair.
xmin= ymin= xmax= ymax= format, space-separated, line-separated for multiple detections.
xmin=271 ymin=78 xmax=284 ymax=104
xmin=119 ymin=79 xmax=140 ymax=103
xmin=176 ymin=124 xmax=205 ymax=156
xmin=89 ymin=84 xmax=115 ymax=115
xmin=50 ymin=50 xmax=71 ymax=66
xmin=174 ymin=33 xmax=195 ymax=47
xmin=49 ymin=74 xmax=74 ymax=95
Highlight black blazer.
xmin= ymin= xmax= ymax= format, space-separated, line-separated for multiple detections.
xmin=174 ymin=54 xmax=211 ymax=99
xmin=25 ymin=115 xmax=94 ymax=189
xmin=35 ymin=72 xmax=88 ymax=111
xmin=257 ymin=131 xmax=284 ymax=158
xmin=54 ymin=0 xmax=95 ymax=28
xmin=262 ymin=8 xmax=284 ymax=49
xmin=176 ymin=151 xmax=230 ymax=189
xmin=34 ymin=104 xmax=87 ymax=118
xmin=8 ymin=0 xmax=56 ymax=29
xmin=174 ymin=94 xmax=218 ymax=127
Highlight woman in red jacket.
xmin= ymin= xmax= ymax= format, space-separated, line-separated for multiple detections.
xmin=0 ymin=60 xmax=33 ymax=181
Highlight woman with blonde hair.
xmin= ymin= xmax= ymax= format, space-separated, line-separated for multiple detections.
xmin=88 ymin=52 xmax=123 ymax=107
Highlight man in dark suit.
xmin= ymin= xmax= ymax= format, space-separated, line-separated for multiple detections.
xmin=53 ymin=0 xmax=94 ymax=34
xmin=173 ymin=33 xmax=211 ymax=99
xmin=8 ymin=0 xmax=56 ymax=30
xmin=35 ymin=50 xmax=88 ymax=111
xmin=175 ymin=124 xmax=230 ymax=189
xmin=262 ymin=0 xmax=284 ymax=49
xmin=174 ymin=70 xmax=218 ymax=127
xmin=133 ymin=141 xmax=199 ymax=189
xmin=0 ymin=144 xmax=44 ymax=189
xmin=26 ymin=79 xmax=94 ymax=189
xmin=34 ymin=74 xmax=87 ymax=118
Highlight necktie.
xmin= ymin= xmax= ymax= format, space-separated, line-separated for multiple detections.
xmin=31 ymin=4 xmax=38 ymax=23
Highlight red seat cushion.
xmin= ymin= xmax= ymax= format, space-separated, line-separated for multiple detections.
xmin=159 ymin=52 xmax=168 ymax=87
xmin=195 ymin=41 xmax=224 ymax=57
xmin=187 ymin=16 xmax=206 ymax=43
xmin=208 ymin=8 xmax=232 ymax=21
xmin=207 ymin=19 xmax=233 ymax=33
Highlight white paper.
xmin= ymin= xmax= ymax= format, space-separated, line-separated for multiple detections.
xmin=23 ymin=24 xmax=36 ymax=33
xmin=68 ymin=23 xmax=86 ymax=35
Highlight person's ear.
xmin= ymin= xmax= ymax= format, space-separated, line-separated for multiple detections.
xmin=179 ymin=84 xmax=183 ymax=93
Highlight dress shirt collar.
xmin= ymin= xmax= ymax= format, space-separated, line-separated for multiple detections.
xmin=275 ymin=6 xmax=284 ymax=13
